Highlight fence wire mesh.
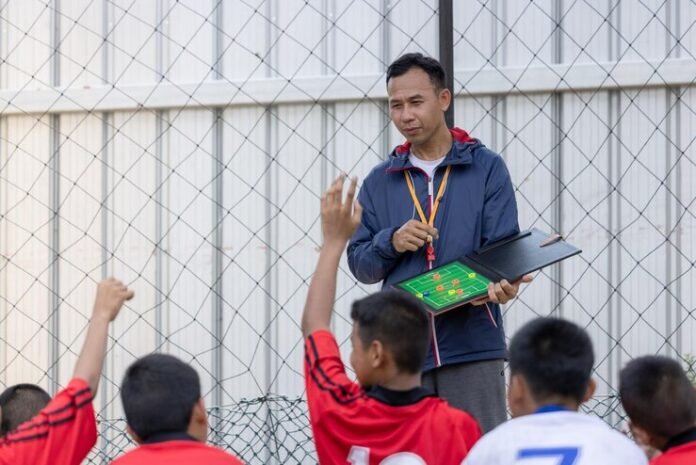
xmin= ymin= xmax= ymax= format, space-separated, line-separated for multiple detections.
xmin=0 ymin=0 xmax=694 ymax=463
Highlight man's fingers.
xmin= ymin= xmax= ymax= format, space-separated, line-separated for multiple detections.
xmin=406 ymin=236 xmax=425 ymax=248
xmin=402 ymin=242 xmax=419 ymax=252
xmin=410 ymin=221 xmax=438 ymax=236
xmin=123 ymin=289 xmax=135 ymax=301
xmin=499 ymin=279 xmax=516 ymax=296
xmin=406 ymin=226 xmax=430 ymax=241
xmin=487 ymin=282 xmax=499 ymax=304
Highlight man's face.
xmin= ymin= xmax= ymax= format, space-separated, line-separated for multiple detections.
xmin=387 ymin=67 xmax=450 ymax=147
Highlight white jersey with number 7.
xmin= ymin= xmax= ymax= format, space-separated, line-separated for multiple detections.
xmin=463 ymin=410 xmax=648 ymax=465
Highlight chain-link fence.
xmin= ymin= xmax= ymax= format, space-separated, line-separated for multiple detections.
xmin=0 ymin=0 xmax=694 ymax=463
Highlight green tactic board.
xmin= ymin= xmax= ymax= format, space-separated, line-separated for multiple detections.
xmin=395 ymin=261 xmax=492 ymax=314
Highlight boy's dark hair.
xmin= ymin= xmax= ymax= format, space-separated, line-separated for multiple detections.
xmin=619 ymin=355 xmax=696 ymax=438
xmin=509 ymin=317 xmax=594 ymax=403
xmin=120 ymin=353 xmax=201 ymax=441
xmin=386 ymin=53 xmax=447 ymax=90
xmin=0 ymin=384 xmax=51 ymax=435
xmin=350 ymin=290 xmax=430 ymax=374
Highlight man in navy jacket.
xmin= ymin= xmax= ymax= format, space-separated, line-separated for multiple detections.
xmin=347 ymin=53 xmax=532 ymax=432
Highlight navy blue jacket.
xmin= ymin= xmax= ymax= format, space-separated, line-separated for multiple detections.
xmin=347 ymin=129 xmax=519 ymax=371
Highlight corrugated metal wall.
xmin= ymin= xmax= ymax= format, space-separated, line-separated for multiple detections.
xmin=0 ymin=0 xmax=694 ymax=435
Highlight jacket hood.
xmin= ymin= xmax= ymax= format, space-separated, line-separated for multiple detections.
xmin=387 ymin=127 xmax=478 ymax=172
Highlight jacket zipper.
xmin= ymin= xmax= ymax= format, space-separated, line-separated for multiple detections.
xmin=425 ymin=171 xmax=442 ymax=368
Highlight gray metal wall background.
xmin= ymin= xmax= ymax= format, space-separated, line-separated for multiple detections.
xmin=0 ymin=0 xmax=694 ymax=455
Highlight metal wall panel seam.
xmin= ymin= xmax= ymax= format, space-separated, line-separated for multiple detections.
xmin=155 ymin=111 xmax=165 ymax=350
xmin=674 ymin=86 xmax=682 ymax=355
xmin=668 ymin=0 xmax=683 ymax=357
xmin=664 ymin=86 xmax=674 ymax=357
xmin=262 ymin=4 xmax=275 ymax=464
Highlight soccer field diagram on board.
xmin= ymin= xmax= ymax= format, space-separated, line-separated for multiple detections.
xmin=395 ymin=261 xmax=492 ymax=314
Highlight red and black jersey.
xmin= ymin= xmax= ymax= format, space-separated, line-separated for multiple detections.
xmin=652 ymin=427 xmax=696 ymax=465
xmin=0 ymin=378 xmax=97 ymax=465
xmin=111 ymin=432 xmax=244 ymax=465
xmin=305 ymin=330 xmax=481 ymax=465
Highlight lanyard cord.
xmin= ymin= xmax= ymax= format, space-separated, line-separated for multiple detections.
xmin=404 ymin=165 xmax=451 ymax=227
xmin=404 ymin=166 xmax=451 ymax=268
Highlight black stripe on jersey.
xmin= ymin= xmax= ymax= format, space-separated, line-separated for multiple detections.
xmin=306 ymin=335 xmax=363 ymax=405
xmin=1 ymin=409 xmax=92 ymax=445
xmin=305 ymin=351 xmax=363 ymax=405
xmin=308 ymin=335 xmax=357 ymax=399
xmin=2 ymin=395 xmax=93 ymax=444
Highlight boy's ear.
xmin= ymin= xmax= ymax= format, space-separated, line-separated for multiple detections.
xmin=369 ymin=340 xmax=386 ymax=369
xmin=582 ymin=378 xmax=597 ymax=403
xmin=629 ymin=422 xmax=664 ymax=454
xmin=126 ymin=425 xmax=143 ymax=445
xmin=192 ymin=398 xmax=207 ymax=425
xmin=507 ymin=374 xmax=527 ymax=417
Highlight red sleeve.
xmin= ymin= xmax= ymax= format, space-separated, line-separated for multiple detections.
xmin=304 ymin=330 xmax=363 ymax=424
xmin=0 ymin=378 xmax=97 ymax=465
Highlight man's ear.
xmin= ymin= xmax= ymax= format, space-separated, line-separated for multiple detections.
xmin=126 ymin=425 xmax=144 ymax=445
xmin=439 ymin=87 xmax=452 ymax=112
xmin=582 ymin=378 xmax=597 ymax=403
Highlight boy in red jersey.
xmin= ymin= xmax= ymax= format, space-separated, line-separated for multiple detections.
xmin=0 ymin=277 xmax=134 ymax=465
xmin=111 ymin=353 xmax=243 ymax=465
xmin=302 ymin=176 xmax=481 ymax=465
xmin=620 ymin=355 xmax=696 ymax=464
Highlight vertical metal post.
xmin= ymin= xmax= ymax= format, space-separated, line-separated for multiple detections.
xmin=551 ymin=0 xmax=563 ymax=315
xmin=438 ymin=0 xmax=454 ymax=128
xmin=211 ymin=0 xmax=225 ymax=430
xmin=154 ymin=0 xmax=166 ymax=350
xmin=211 ymin=108 xmax=223 ymax=443
xmin=47 ymin=0 xmax=62 ymax=396
xmin=99 ymin=0 xmax=113 ymax=458
xmin=607 ymin=1 xmax=622 ymax=416
xmin=380 ymin=0 xmax=392 ymax=159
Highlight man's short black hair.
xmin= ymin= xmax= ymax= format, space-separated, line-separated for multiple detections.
xmin=120 ymin=353 xmax=201 ymax=440
xmin=386 ymin=52 xmax=447 ymax=90
xmin=509 ymin=317 xmax=594 ymax=403
xmin=350 ymin=290 xmax=430 ymax=374
xmin=620 ymin=355 xmax=696 ymax=438
xmin=0 ymin=384 xmax=51 ymax=435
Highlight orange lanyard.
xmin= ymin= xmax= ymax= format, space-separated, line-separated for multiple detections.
xmin=404 ymin=165 xmax=451 ymax=267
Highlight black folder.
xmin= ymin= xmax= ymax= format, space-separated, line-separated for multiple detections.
xmin=394 ymin=228 xmax=582 ymax=314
